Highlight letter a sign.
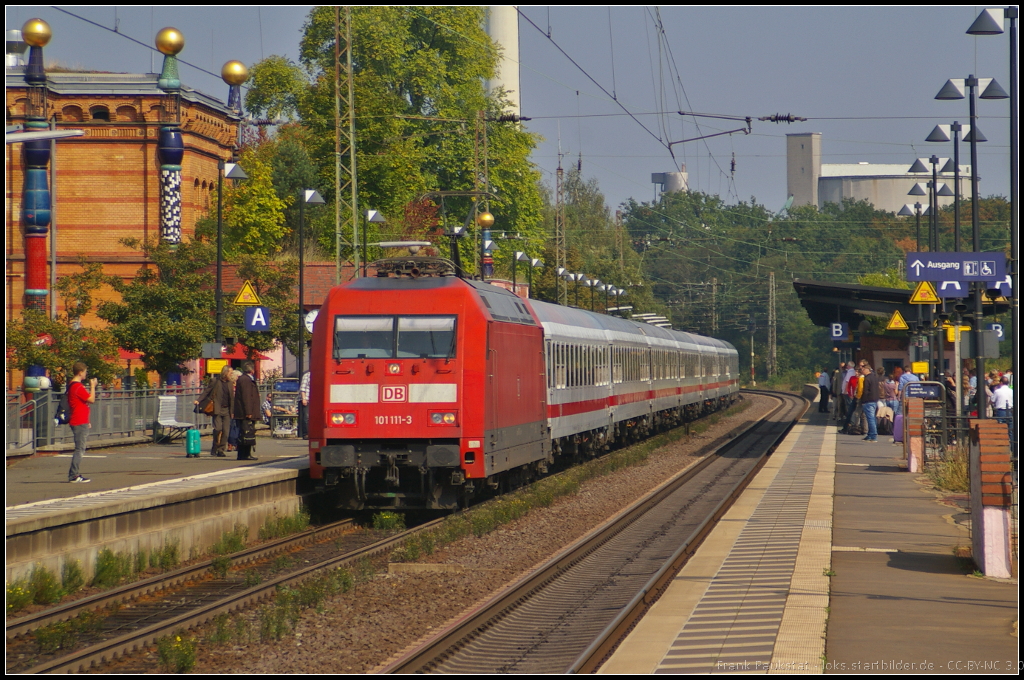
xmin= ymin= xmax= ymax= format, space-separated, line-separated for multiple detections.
xmin=244 ymin=306 xmax=270 ymax=331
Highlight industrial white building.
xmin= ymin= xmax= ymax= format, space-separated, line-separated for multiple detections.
xmin=787 ymin=132 xmax=971 ymax=213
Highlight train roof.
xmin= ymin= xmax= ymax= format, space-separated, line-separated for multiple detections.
xmin=528 ymin=298 xmax=735 ymax=355
xmin=338 ymin=275 xmax=734 ymax=354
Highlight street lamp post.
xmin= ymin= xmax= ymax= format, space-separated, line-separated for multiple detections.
xmin=215 ymin=161 xmax=248 ymax=343
xmin=298 ymin=190 xmax=325 ymax=383
xmin=936 ymin=73 xmax=1009 ymax=418
xmin=968 ymin=7 xmax=1017 ymax=436
xmin=524 ymin=258 xmax=543 ymax=298
xmin=363 ymin=210 xmax=385 ymax=277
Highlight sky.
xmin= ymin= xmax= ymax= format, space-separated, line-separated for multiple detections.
xmin=8 ymin=6 xmax=1013 ymax=213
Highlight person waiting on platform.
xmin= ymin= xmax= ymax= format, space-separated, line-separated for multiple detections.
xmin=817 ymin=369 xmax=831 ymax=413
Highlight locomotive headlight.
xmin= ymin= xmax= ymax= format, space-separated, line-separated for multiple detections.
xmin=387 ymin=363 xmax=401 ymax=375
xmin=330 ymin=411 xmax=357 ymax=426
xmin=429 ymin=411 xmax=457 ymax=426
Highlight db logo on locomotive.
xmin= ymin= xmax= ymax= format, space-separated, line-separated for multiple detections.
xmin=381 ymin=385 xmax=407 ymax=402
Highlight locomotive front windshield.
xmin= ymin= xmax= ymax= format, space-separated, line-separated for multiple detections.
xmin=334 ymin=315 xmax=456 ymax=359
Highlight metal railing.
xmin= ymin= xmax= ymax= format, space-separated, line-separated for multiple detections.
xmin=6 ymin=387 xmax=213 ymax=452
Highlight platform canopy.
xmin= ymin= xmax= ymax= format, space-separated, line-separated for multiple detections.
xmin=792 ymin=278 xmax=1007 ymax=329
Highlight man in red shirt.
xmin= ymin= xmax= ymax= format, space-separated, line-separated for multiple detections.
xmin=67 ymin=361 xmax=97 ymax=483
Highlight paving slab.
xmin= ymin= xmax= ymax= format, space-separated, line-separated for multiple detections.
xmin=825 ymin=422 xmax=1018 ymax=674
xmin=5 ymin=434 xmax=307 ymax=507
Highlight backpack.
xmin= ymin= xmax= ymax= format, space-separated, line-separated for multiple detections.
xmin=54 ymin=389 xmax=72 ymax=425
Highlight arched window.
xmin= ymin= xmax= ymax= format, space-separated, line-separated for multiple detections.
xmin=89 ymin=106 xmax=110 ymax=122
xmin=62 ymin=105 xmax=84 ymax=122
xmin=116 ymin=105 xmax=138 ymax=122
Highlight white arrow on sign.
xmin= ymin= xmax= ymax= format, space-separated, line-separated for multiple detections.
xmin=910 ymin=259 xmax=924 ymax=276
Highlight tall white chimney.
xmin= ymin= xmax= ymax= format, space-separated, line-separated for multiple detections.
xmin=485 ymin=6 xmax=521 ymax=116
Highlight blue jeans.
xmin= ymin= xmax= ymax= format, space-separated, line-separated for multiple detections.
xmin=862 ymin=401 xmax=878 ymax=440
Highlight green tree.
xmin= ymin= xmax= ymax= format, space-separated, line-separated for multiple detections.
xmin=5 ymin=260 xmax=121 ymax=386
xmin=221 ymin=147 xmax=290 ymax=257
xmin=97 ymin=238 xmax=215 ymax=381
xmin=245 ymin=7 xmax=542 ymax=266
xmin=244 ymin=55 xmax=306 ymax=122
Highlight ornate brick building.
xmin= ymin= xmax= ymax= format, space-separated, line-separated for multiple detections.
xmin=6 ymin=32 xmax=241 ymax=389
xmin=6 ymin=70 xmax=240 ymax=308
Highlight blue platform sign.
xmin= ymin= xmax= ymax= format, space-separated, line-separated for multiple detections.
xmin=905 ymin=382 xmax=942 ymax=400
xmin=987 ymin=323 xmax=1004 ymax=340
xmin=244 ymin=306 xmax=270 ymax=331
xmin=830 ymin=322 xmax=850 ymax=342
xmin=933 ymin=276 xmax=1013 ymax=299
xmin=906 ymin=252 xmax=1005 ymax=282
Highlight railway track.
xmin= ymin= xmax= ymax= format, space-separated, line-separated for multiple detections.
xmin=381 ymin=390 xmax=806 ymax=674
xmin=6 ymin=516 xmax=445 ymax=674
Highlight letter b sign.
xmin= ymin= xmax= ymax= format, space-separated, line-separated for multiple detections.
xmin=831 ymin=322 xmax=849 ymax=342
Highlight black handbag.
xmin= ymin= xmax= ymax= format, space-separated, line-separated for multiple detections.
xmin=241 ymin=419 xmax=257 ymax=446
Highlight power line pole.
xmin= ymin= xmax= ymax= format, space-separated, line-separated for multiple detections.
xmin=335 ymin=7 xmax=358 ymax=283
xmin=711 ymin=277 xmax=718 ymax=334
xmin=555 ymin=160 xmax=567 ymax=305
xmin=768 ymin=271 xmax=777 ymax=377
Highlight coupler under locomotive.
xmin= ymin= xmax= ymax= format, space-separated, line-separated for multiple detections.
xmin=319 ymin=439 xmax=467 ymax=510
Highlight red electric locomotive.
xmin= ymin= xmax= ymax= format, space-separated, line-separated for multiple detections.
xmin=309 ymin=257 xmax=738 ymax=510
xmin=308 ymin=258 xmax=548 ymax=509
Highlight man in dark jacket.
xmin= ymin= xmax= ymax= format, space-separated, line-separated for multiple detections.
xmin=233 ymin=361 xmax=260 ymax=461
xmin=860 ymin=364 xmax=882 ymax=442
xmin=195 ymin=366 xmax=233 ymax=457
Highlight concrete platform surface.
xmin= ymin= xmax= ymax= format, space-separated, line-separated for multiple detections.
xmin=5 ymin=435 xmax=308 ymax=507
xmin=825 ymin=417 xmax=1018 ymax=674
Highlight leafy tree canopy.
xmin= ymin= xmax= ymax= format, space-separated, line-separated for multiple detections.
xmin=244 ymin=6 xmax=542 ymax=268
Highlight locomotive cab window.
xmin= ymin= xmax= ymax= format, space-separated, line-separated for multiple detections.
xmin=397 ymin=316 xmax=456 ymax=358
xmin=333 ymin=315 xmax=456 ymax=359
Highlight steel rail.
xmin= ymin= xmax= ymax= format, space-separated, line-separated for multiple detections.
xmin=7 ymin=518 xmax=357 ymax=642
xmin=379 ymin=390 xmax=805 ymax=674
xmin=20 ymin=515 xmax=450 ymax=674
xmin=568 ymin=390 xmax=806 ymax=673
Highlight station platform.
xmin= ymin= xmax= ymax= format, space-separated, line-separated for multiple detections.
xmin=601 ymin=405 xmax=1019 ymax=674
xmin=5 ymin=435 xmax=310 ymax=583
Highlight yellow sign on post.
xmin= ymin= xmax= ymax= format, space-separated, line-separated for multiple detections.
xmin=885 ymin=310 xmax=910 ymax=331
xmin=206 ymin=358 xmax=228 ymax=374
xmin=911 ymin=361 xmax=930 ymax=375
xmin=944 ymin=323 xmax=971 ymax=343
xmin=909 ymin=280 xmax=940 ymax=304
xmin=232 ymin=280 xmax=262 ymax=306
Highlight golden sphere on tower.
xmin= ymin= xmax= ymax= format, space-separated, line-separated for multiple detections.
xmin=155 ymin=27 xmax=185 ymax=56
xmin=221 ymin=60 xmax=249 ymax=86
xmin=22 ymin=18 xmax=52 ymax=48
xmin=476 ymin=211 xmax=495 ymax=228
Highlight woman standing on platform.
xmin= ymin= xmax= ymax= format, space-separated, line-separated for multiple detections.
xmin=194 ymin=366 xmax=233 ymax=457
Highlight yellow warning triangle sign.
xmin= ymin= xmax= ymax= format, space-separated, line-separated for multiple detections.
xmin=909 ymin=280 xmax=940 ymax=304
xmin=232 ymin=280 xmax=262 ymax=306
xmin=885 ymin=309 xmax=910 ymax=331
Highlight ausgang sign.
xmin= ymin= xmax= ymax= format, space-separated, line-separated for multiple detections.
xmin=905 ymin=252 xmax=1006 ymax=282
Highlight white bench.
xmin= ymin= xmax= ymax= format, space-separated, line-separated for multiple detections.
xmin=154 ymin=395 xmax=193 ymax=443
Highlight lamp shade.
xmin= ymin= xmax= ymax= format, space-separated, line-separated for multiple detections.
xmin=963 ymin=126 xmax=987 ymax=143
xmin=908 ymin=159 xmax=930 ymax=173
xmin=908 ymin=183 xmax=928 ymax=196
xmin=936 ymin=183 xmax=955 ymax=197
xmin=926 ymin=125 xmax=951 ymax=143
xmin=898 ymin=204 xmax=916 ymax=216
xmin=940 ymin=158 xmax=957 ymax=173
xmin=935 ymin=79 xmax=966 ymax=100
xmin=979 ymin=78 xmax=1009 ymax=100
xmin=966 ymin=8 xmax=1004 ymax=35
